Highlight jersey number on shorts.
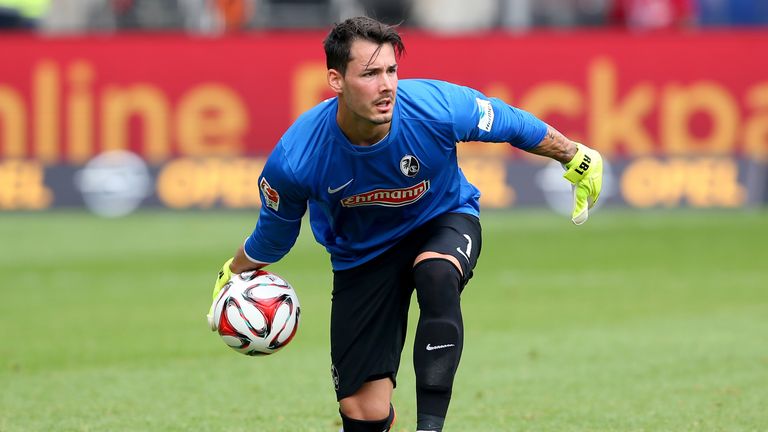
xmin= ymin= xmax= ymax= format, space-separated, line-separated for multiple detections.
xmin=456 ymin=234 xmax=472 ymax=263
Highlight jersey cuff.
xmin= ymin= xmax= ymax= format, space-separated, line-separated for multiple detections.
xmin=514 ymin=117 xmax=548 ymax=151
xmin=242 ymin=237 xmax=273 ymax=266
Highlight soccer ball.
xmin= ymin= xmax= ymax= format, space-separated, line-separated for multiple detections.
xmin=211 ymin=270 xmax=301 ymax=356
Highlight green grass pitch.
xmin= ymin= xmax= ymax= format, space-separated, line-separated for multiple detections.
xmin=1 ymin=209 xmax=767 ymax=431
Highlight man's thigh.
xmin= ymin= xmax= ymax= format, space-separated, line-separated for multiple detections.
xmin=417 ymin=212 xmax=482 ymax=288
xmin=330 ymin=242 xmax=417 ymax=400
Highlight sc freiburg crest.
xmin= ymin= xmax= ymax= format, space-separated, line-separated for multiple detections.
xmin=400 ymin=155 xmax=420 ymax=177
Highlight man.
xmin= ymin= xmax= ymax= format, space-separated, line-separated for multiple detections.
xmin=208 ymin=16 xmax=602 ymax=432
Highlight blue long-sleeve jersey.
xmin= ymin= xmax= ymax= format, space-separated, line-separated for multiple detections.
xmin=245 ymin=79 xmax=547 ymax=270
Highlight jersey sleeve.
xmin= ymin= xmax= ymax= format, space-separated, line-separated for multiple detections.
xmin=243 ymin=143 xmax=308 ymax=264
xmin=448 ymin=83 xmax=548 ymax=150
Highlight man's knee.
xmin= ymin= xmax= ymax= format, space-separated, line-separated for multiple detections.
xmin=339 ymin=378 xmax=393 ymax=420
xmin=412 ymin=258 xmax=462 ymax=315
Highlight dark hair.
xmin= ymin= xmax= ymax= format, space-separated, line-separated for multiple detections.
xmin=323 ymin=16 xmax=405 ymax=76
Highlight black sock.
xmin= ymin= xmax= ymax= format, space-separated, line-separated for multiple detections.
xmin=339 ymin=404 xmax=395 ymax=432
xmin=412 ymin=259 xmax=464 ymax=432
xmin=417 ymin=411 xmax=447 ymax=431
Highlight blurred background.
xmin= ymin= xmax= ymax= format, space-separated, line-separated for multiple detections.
xmin=0 ymin=0 xmax=767 ymax=215
xmin=2 ymin=0 xmax=768 ymax=33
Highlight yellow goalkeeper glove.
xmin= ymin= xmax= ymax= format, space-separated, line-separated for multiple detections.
xmin=563 ymin=143 xmax=603 ymax=225
xmin=207 ymin=258 xmax=233 ymax=331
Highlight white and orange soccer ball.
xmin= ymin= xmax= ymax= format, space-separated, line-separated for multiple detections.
xmin=210 ymin=270 xmax=300 ymax=356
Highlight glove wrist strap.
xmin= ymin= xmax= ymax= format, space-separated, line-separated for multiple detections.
xmin=563 ymin=144 xmax=592 ymax=184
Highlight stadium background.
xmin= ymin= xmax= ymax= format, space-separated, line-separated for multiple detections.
xmin=1 ymin=1 xmax=767 ymax=431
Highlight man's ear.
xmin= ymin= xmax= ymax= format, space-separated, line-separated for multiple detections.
xmin=328 ymin=69 xmax=343 ymax=94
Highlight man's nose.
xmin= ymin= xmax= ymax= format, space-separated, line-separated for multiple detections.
xmin=380 ymin=74 xmax=394 ymax=92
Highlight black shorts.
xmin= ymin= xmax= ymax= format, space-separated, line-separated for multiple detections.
xmin=329 ymin=212 xmax=482 ymax=400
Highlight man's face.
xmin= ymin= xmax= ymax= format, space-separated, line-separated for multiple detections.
xmin=336 ymin=39 xmax=398 ymax=126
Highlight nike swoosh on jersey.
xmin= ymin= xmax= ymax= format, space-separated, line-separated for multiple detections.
xmin=426 ymin=343 xmax=456 ymax=351
xmin=327 ymin=179 xmax=354 ymax=194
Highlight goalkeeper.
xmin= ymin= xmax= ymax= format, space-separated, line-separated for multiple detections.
xmin=210 ymin=16 xmax=602 ymax=432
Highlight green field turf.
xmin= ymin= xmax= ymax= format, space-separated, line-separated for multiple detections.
xmin=1 ymin=209 xmax=767 ymax=432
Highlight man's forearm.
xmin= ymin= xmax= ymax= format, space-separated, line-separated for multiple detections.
xmin=231 ymin=245 xmax=268 ymax=273
xmin=527 ymin=126 xmax=578 ymax=164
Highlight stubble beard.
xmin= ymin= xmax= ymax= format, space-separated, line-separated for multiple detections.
xmin=370 ymin=115 xmax=392 ymax=126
